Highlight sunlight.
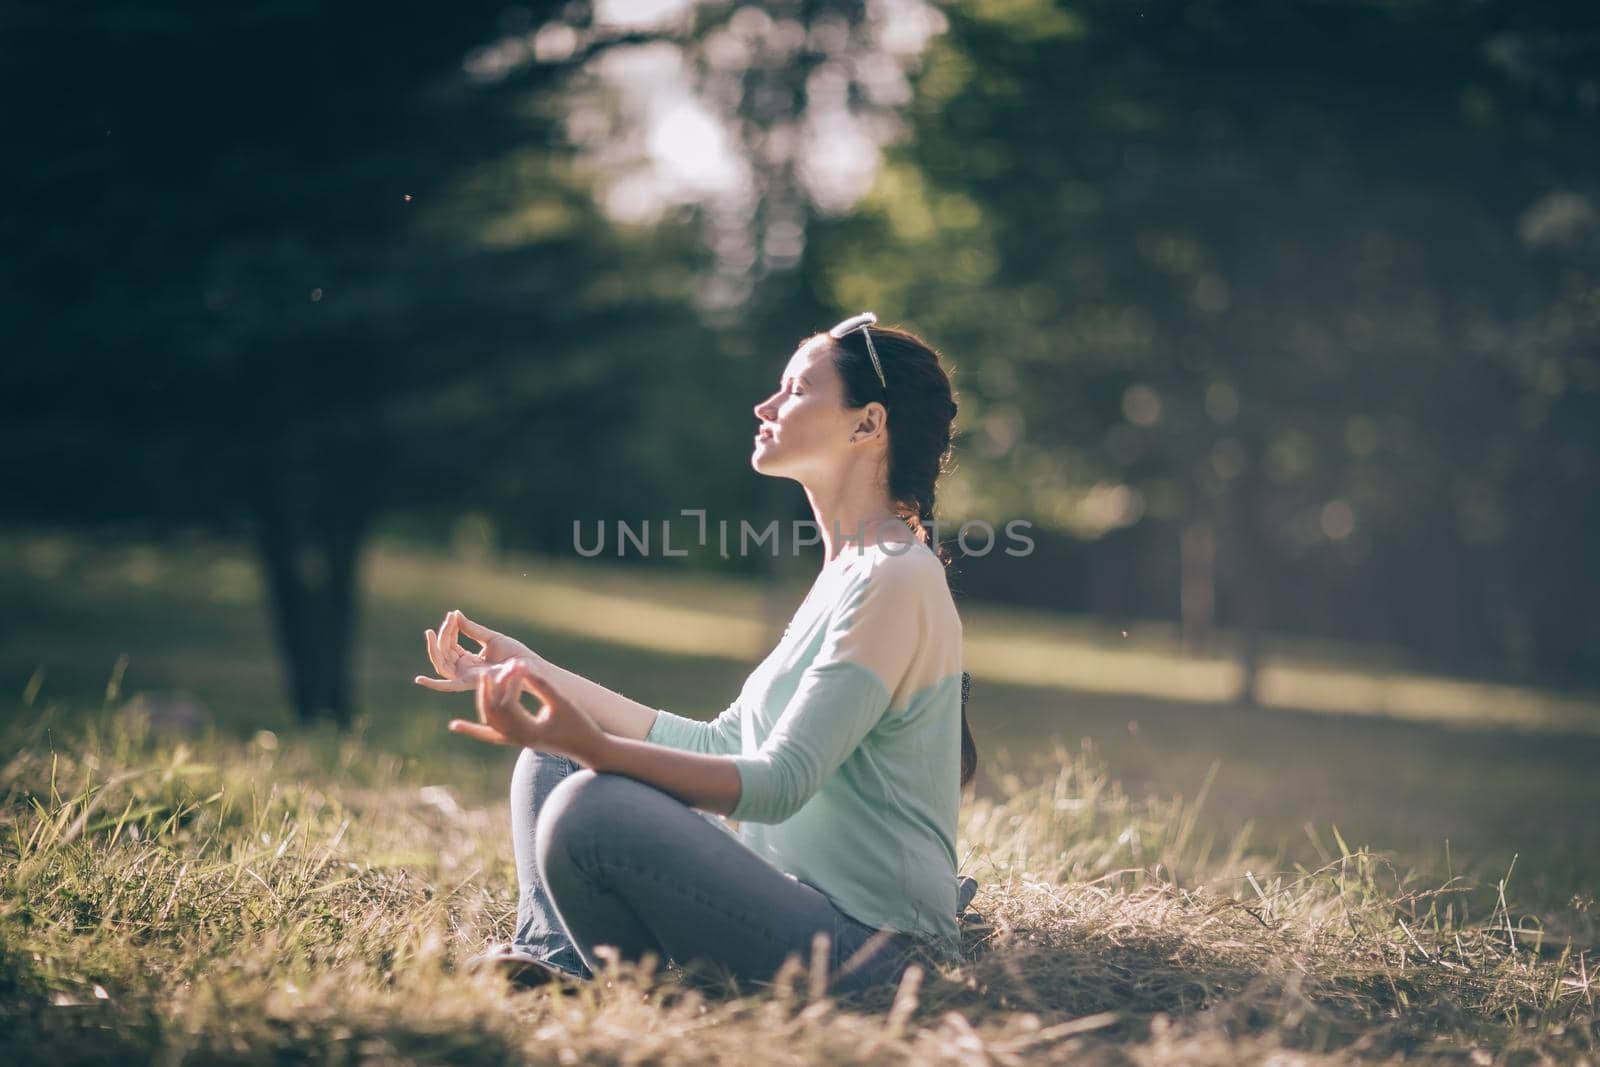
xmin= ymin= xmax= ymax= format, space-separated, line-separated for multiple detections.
xmin=650 ymin=101 xmax=742 ymax=194
xmin=369 ymin=543 xmax=1600 ymax=737
xmin=594 ymin=0 xmax=697 ymax=31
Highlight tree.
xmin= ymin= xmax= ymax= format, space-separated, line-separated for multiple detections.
xmin=2 ymin=0 xmax=942 ymax=721
xmin=813 ymin=0 xmax=1600 ymax=686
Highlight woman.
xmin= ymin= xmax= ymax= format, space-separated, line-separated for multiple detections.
xmin=414 ymin=313 xmax=976 ymax=994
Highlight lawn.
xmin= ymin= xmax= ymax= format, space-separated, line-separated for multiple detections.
xmin=1 ymin=528 xmax=1595 ymax=1063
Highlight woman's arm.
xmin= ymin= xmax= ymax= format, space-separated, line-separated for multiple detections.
xmin=454 ymin=553 xmax=924 ymax=819
xmin=453 ymin=660 xmax=742 ymax=813
xmin=416 ymin=610 xmax=658 ymax=741
xmin=519 ymin=652 xmax=659 ymax=742
xmin=585 ymin=734 xmax=743 ymax=815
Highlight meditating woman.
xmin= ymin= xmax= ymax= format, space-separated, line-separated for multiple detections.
xmin=414 ymin=313 xmax=975 ymax=993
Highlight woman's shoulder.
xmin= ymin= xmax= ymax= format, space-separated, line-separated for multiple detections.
xmin=840 ymin=541 xmax=962 ymax=700
xmin=838 ymin=537 xmax=944 ymax=581
xmin=838 ymin=541 xmax=961 ymax=629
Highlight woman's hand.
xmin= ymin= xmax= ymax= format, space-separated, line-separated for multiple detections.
xmin=415 ymin=610 xmax=535 ymax=693
xmin=449 ymin=659 xmax=608 ymax=764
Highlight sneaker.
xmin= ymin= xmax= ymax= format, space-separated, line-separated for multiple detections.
xmin=464 ymin=943 xmax=577 ymax=989
xmin=956 ymin=875 xmax=979 ymax=915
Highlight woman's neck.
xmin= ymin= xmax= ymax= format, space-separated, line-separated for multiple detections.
xmin=804 ymin=488 xmax=917 ymax=564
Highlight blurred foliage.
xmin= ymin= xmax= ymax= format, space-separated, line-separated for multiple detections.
xmin=3 ymin=0 xmax=1598 ymax=715
xmin=1 ymin=0 xmax=729 ymax=547
xmin=0 ymin=1 xmax=888 ymax=719
xmin=807 ymin=0 xmax=1600 ymax=681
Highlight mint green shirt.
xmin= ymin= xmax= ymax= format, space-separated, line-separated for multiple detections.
xmin=645 ymin=540 xmax=966 ymax=957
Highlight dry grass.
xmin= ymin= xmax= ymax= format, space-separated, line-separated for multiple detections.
xmin=2 ymin=713 xmax=1594 ymax=1066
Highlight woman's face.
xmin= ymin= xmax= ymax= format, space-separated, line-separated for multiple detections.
xmin=751 ymin=335 xmax=868 ymax=478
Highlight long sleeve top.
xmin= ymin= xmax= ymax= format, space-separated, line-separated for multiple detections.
xmin=645 ymin=538 xmax=966 ymax=957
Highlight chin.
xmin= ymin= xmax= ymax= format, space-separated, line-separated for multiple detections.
xmin=751 ymin=445 xmax=792 ymax=478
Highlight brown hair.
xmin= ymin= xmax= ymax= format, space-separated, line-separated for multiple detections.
xmin=827 ymin=322 xmax=978 ymax=790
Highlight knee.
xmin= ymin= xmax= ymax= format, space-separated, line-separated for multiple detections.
xmin=534 ymin=770 xmax=650 ymax=875
xmin=537 ymin=767 xmax=601 ymax=843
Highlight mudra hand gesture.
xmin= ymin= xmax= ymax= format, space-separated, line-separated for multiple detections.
xmin=449 ymin=659 xmax=604 ymax=762
xmin=414 ymin=610 xmax=533 ymax=692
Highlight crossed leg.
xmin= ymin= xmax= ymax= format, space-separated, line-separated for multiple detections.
xmin=533 ymin=769 xmax=924 ymax=993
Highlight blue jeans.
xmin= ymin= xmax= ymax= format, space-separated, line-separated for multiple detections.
xmin=509 ymin=748 xmax=934 ymax=993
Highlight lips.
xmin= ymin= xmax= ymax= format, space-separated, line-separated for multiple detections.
xmin=756 ymin=425 xmax=776 ymax=441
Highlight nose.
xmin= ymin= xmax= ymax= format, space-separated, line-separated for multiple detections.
xmin=754 ymin=393 xmax=779 ymax=422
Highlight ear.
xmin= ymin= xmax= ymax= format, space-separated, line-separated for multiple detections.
xmin=852 ymin=402 xmax=888 ymax=440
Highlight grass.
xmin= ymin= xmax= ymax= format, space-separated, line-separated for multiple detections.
xmin=6 ymin=527 xmax=1598 ymax=911
xmin=2 ymin=717 xmax=1594 ymax=1065
xmin=2 ymin=527 xmax=1598 ymax=1062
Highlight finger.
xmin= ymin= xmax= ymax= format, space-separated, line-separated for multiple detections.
xmin=425 ymin=629 xmax=451 ymax=678
xmin=476 ymin=670 xmax=498 ymax=721
xmin=495 ymin=661 xmax=538 ymax=704
xmin=431 ymin=626 xmax=462 ymax=677
xmin=446 ymin=612 xmax=485 ymax=666
xmin=441 ymin=611 xmax=463 ymax=658
xmin=414 ymin=674 xmax=468 ymax=693
xmin=448 ymin=720 xmax=513 ymax=745
xmin=454 ymin=611 xmax=494 ymax=647
xmin=493 ymin=668 xmax=525 ymax=712
xmin=478 ymin=668 xmax=518 ymax=720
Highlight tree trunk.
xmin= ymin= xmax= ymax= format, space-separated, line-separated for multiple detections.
xmin=1179 ymin=515 xmax=1217 ymax=657
xmin=1225 ymin=465 xmax=1267 ymax=708
xmin=249 ymin=432 xmax=380 ymax=726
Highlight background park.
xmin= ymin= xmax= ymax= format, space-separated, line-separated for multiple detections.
xmin=3 ymin=0 xmax=1598 ymax=1062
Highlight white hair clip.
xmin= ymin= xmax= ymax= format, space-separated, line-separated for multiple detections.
xmin=828 ymin=312 xmax=885 ymax=389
